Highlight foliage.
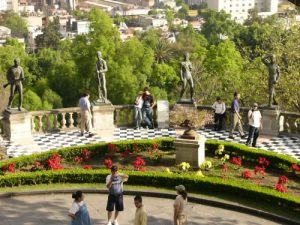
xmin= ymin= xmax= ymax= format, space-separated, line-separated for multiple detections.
xmin=1 ymin=12 xmax=28 ymax=38
xmin=36 ymin=17 xmax=61 ymax=49
xmin=170 ymin=106 xmax=213 ymax=129
xmin=178 ymin=162 xmax=190 ymax=171
xmin=200 ymin=160 xmax=212 ymax=170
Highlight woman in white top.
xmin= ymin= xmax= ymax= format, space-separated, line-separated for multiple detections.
xmin=212 ymin=97 xmax=226 ymax=131
xmin=174 ymin=185 xmax=188 ymax=225
xmin=246 ymin=102 xmax=262 ymax=147
xmin=134 ymin=91 xmax=144 ymax=130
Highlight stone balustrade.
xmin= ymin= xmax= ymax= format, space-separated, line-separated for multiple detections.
xmin=31 ymin=107 xmax=81 ymax=133
xmin=279 ymin=111 xmax=300 ymax=137
xmin=1 ymin=104 xmax=300 ymax=138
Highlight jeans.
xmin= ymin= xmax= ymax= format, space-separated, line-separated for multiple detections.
xmin=134 ymin=107 xmax=142 ymax=128
xmin=142 ymin=107 xmax=153 ymax=129
xmin=246 ymin=125 xmax=259 ymax=147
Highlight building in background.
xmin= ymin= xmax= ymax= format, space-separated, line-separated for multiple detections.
xmin=0 ymin=1 xmax=8 ymax=11
xmin=206 ymin=0 xmax=279 ymax=23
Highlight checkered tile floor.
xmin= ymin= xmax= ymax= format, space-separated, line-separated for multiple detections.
xmin=0 ymin=128 xmax=299 ymax=160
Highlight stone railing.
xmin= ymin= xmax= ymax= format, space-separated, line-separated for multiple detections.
xmin=31 ymin=107 xmax=81 ymax=133
xmin=279 ymin=111 xmax=300 ymax=137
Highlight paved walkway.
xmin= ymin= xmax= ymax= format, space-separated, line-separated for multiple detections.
xmin=0 ymin=193 xmax=285 ymax=225
xmin=1 ymin=128 xmax=299 ymax=160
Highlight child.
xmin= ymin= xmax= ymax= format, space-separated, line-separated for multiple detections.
xmin=68 ymin=191 xmax=92 ymax=225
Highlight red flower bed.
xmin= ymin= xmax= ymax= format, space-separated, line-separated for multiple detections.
xmin=242 ymin=170 xmax=253 ymax=179
xmin=45 ymin=153 xmax=64 ymax=170
xmin=83 ymin=165 xmax=93 ymax=169
xmin=254 ymin=166 xmax=265 ymax=175
xmin=3 ymin=163 xmax=16 ymax=173
xmin=291 ymin=164 xmax=300 ymax=171
xmin=274 ymin=183 xmax=288 ymax=192
xmin=258 ymin=157 xmax=270 ymax=167
xmin=133 ymin=157 xmax=146 ymax=171
xmin=230 ymin=156 xmax=242 ymax=166
xmin=104 ymin=158 xmax=113 ymax=169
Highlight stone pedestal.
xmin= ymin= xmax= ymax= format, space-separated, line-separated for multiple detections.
xmin=174 ymin=135 xmax=206 ymax=168
xmin=2 ymin=108 xmax=33 ymax=142
xmin=261 ymin=108 xmax=281 ymax=136
xmin=92 ymin=102 xmax=115 ymax=131
xmin=157 ymin=100 xmax=169 ymax=129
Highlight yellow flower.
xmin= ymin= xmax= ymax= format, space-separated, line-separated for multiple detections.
xmin=165 ymin=168 xmax=173 ymax=174
xmin=178 ymin=162 xmax=191 ymax=171
xmin=195 ymin=170 xmax=204 ymax=177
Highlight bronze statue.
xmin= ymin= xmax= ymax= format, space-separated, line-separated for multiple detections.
xmin=96 ymin=51 xmax=108 ymax=102
xmin=4 ymin=58 xmax=25 ymax=111
xmin=262 ymin=54 xmax=281 ymax=107
xmin=179 ymin=52 xmax=194 ymax=101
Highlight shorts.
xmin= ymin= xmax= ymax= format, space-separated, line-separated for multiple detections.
xmin=106 ymin=193 xmax=124 ymax=212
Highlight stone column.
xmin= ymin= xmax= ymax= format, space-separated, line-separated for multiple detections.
xmin=174 ymin=134 xmax=206 ymax=168
xmin=92 ymin=103 xmax=115 ymax=131
xmin=157 ymin=100 xmax=169 ymax=129
xmin=2 ymin=109 xmax=33 ymax=142
xmin=261 ymin=108 xmax=281 ymax=136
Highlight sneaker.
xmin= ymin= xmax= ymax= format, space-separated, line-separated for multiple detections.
xmin=88 ymin=133 xmax=94 ymax=137
xmin=80 ymin=132 xmax=84 ymax=136
xmin=228 ymin=136 xmax=234 ymax=139
xmin=241 ymin=135 xmax=247 ymax=139
xmin=107 ymin=221 xmax=112 ymax=225
xmin=113 ymin=220 xmax=119 ymax=225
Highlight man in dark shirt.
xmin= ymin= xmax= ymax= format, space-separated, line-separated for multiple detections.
xmin=229 ymin=92 xmax=246 ymax=139
xmin=142 ymin=87 xmax=155 ymax=129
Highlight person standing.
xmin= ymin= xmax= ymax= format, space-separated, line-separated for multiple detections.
xmin=79 ymin=93 xmax=93 ymax=137
xmin=212 ymin=97 xmax=226 ymax=131
xmin=106 ymin=165 xmax=129 ymax=225
xmin=246 ymin=103 xmax=262 ymax=147
xmin=142 ymin=87 xmax=155 ymax=129
xmin=173 ymin=185 xmax=188 ymax=225
xmin=134 ymin=195 xmax=147 ymax=225
xmin=5 ymin=58 xmax=25 ymax=111
xmin=134 ymin=91 xmax=144 ymax=130
xmin=68 ymin=191 xmax=92 ymax=225
xmin=229 ymin=92 xmax=246 ymax=139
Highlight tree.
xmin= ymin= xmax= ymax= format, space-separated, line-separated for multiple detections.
xmin=1 ymin=12 xmax=28 ymax=38
xmin=200 ymin=9 xmax=240 ymax=45
xmin=36 ymin=17 xmax=61 ymax=49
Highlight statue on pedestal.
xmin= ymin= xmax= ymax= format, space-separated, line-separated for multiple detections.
xmin=179 ymin=52 xmax=194 ymax=102
xmin=96 ymin=51 xmax=108 ymax=103
xmin=262 ymin=54 xmax=281 ymax=107
xmin=4 ymin=58 xmax=25 ymax=111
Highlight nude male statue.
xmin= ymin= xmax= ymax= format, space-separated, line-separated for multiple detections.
xmin=179 ymin=52 xmax=194 ymax=101
xmin=96 ymin=51 xmax=108 ymax=102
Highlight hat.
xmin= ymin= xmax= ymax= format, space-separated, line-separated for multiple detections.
xmin=253 ymin=102 xmax=258 ymax=107
xmin=111 ymin=165 xmax=118 ymax=172
xmin=138 ymin=91 xmax=144 ymax=95
xmin=175 ymin=185 xmax=185 ymax=192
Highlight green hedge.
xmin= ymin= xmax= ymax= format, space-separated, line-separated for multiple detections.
xmin=0 ymin=169 xmax=299 ymax=212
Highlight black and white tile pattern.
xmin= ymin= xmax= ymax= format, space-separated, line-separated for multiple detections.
xmin=0 ymin=128 xmax=299 ymax=160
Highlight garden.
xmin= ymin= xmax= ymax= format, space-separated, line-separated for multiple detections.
xmin=0 ymin=138 xmax=300 ymax=220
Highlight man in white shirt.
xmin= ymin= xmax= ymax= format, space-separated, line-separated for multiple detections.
xmin=212 ymin=97 xmax=226 ymax=131
xmin=79 ymin=93 xmax=93 ymax=137
xmin=246 ymin=103 xmax=262 ymax=147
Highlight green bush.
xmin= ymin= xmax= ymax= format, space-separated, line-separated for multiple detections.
xmin=0 ymin=169 xmax=299 ymax=212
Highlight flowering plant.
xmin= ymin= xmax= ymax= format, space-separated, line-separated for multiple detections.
xmin=108 ymin=143 xmax=119 ymax=154
xmin=195 ymin=170 xmax=204 ymax=177
xmin=221 ymin=154 xmax=230 ymax=163
xmin=178 ymin=162 xmax=191 ymax=171
xmin=291 ymin=164 xmax=300 ymax=171
xmin=83 ymin=165 xmax=93 ymax=169
xmin=3 ymin=163 xmax=16 ymax=173
xmin=254 ymin=166 xmax=265 ymax=175
xmin=104 ymin=158 xmax=113 ymax=169
xmin=200 ymin=161 xmax=212 ymax=170
xmin=133 ymin=157 xmax=146 ymax=171
xmin=274 ymin=183 xmax=288 ymax=192
xmin=258 ymin=157 xmax=270 ymax=167
xmin=30 ymin=161 xmax=43 ymax=172
xmin=242 ymin=170 xmax=253 ymax=179
xmin=74 ymin=156 xmax=84 ymax=164
xmin=278 ymin=175 xmax=289 ymax=184
xmin=121 ymin=149 xmax=132 ymax=158
xmin=215 ymin=145 xmax=225 ymax=156
xmin=45 ymin=153 xmax=64 ymax=170
xmin=148 ymin=149 xmax=164 ymax=162
xmin=165 ymin=168 xmax=173 ymax=174
xmin=222 ymin=164 xmax=228 ymax=173
xmin=230 ymin=156 xmax=242 ymax=167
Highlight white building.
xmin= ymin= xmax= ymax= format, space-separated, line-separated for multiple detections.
xmin=6 ymin=0 xmax=19 ymax=12
xmin=206 ymin=0 xmax=279 ymax=23
xmin=0 ymin=1 xmax=7 ymax=11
